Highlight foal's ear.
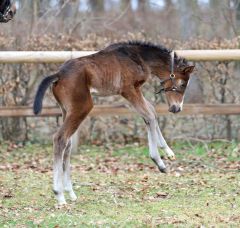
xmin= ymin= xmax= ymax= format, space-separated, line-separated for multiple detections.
xmin=10 ymin=3 xmax=17 ymax=16
xmin=183 ymin=65 xmax=195 ymax=74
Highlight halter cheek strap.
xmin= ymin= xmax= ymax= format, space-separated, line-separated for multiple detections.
xmin=170 ymin=51 xmax=175 ymax=77
xmin=156 ymin=51 xmax=182 ymax=94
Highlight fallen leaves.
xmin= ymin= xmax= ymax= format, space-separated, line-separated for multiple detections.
xmin=2 ymin=191 xmax=14 ymax=198
xmin=155 ymin=192 xmax=168 ymax=198
xmin=0 ymin=142 xmax=240 ymax=227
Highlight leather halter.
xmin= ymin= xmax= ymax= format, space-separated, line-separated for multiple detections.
xmin=156 ymin=51 xmax=182 ymax=94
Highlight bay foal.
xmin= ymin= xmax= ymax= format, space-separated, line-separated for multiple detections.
xmin=33 ymin=41 xmax=194 ymax=205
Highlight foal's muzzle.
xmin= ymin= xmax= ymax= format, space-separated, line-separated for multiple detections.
xmin=169 ymin=105 xmax=181 ymax=113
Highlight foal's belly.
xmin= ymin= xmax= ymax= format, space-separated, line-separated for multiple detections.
xmin=90 ymin=87 xmax=120 ymax=96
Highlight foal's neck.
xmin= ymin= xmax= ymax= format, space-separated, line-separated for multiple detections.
xmin=147 ymin=60 xmax=170 ymax=80
xmin=136 ymin=46 xmax=171 ymax=80
xmin=142 ymin=56 xmax=171 ymax=80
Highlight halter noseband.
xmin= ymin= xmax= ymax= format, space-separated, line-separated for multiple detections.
xmin=156 ymin=51 xmax=182 ymax=94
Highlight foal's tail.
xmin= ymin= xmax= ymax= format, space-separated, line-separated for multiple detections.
xmin=33 ymin=74 xmax=58 ymax=115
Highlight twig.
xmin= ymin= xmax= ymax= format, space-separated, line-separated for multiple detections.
xmin=42 ymin=0 xmax=71 ymax=34
xmin=103 ymin=2 xmax=130 ymax=31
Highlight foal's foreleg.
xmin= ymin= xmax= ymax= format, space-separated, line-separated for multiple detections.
xmin=155 ymin=124 xmax=175 ymax=160
xmin=122 ymin=89 xmax=166 ymax=172
xmin=63 ymin=138 xmax=77 ymax=201
xmin=145 ymin=117 xmax=167 ymax=172
xmin=145 ymin=100 xmax=175 ymax=160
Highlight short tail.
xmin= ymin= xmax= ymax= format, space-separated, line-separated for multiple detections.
xmin=33 ymin=74 xmax=58 ymax=115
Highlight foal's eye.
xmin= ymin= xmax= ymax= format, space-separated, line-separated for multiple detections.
xmin=180 ymin=82 xmax=187 ymax=88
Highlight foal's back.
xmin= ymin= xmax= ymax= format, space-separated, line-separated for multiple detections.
xmin=57 ymin=45 xmax=150 ymax=96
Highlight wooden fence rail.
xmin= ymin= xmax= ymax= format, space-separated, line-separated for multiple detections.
xmin=1 ymin=104 xmax=240 ymax=117
xmin=1 ymin=50 xmax=240 ymax=63
xmin=0 ymin=50 xmax=240 ymax=118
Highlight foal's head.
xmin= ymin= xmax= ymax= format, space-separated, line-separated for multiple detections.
xmin=159 ymin=52 xmax=195 ymax=113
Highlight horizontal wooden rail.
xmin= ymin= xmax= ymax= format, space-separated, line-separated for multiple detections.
xmin=176 ymin=50 xmax=240 ymax=61
xmin=0 ymin=50 xmax=240 ymax=63
xmin=0 ymin=51 xmax=96 ymax=63
xmin=0 ymin=104 xmax=240 ymax=117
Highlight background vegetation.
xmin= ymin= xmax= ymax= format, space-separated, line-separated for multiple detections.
xmin=0 ymin=0 xmax=240 ymax=143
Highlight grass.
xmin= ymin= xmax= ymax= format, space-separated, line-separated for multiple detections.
xmin=0 ymin=141 xmax=239 ymax=227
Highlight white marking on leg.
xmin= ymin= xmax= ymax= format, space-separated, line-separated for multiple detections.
xmin=156 ymin=123 xmax=175 ymax=160
xmin=146 ymin=117 xmax=166 ymax=171
xmin=145 ymin=98 xmax=175 ymax=160
xmin=53 ymin=134 xmax=67 ymax=205
xmin=63 ymin=138 xmax=77 ymax=201
xmin=123 ymin=90 xmax=166 ymax=172
xmin=53 ymin=159 xmax=66 ymax=205
xmin=71 ymin=129 xmax=79 ymax=154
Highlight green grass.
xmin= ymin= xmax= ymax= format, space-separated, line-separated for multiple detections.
xmin=0 ymin=141 xmax=239 ymax=227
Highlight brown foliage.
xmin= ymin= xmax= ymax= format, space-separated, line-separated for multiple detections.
xmin=0 ymin=33 xmax=240 ymax=142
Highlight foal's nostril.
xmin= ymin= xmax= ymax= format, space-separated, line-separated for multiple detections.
xmin=176 ymin=107 xmax=181 ymax=113
xmin=169 ymin=105 xmax=180 ymax=113
xmin=169 ymin=105 xmax=176 ymax=113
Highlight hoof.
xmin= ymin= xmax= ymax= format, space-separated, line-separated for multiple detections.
xmin=165 ymin=148 xmax=175 ymax=161
xmin=70 ymin=193 xmax=77 ymax=202
xmin=151 ymin=158 xmax=167 ymax=173
xmin=168 ymin=155 xmax=176 ymax=161
xmin=159 ymin=167 xmax=168 ymax=173
xmin=56 ymin=201 xmax=67 ymax=208
xmin=59 ymin=200 xmax=67 ymax=205
xmin=55 ymin=202 xmax=68 ymax=209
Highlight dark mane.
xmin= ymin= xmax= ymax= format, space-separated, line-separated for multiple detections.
xmin=112 ymin=40 xmax=171 ymax=53
xmin=104 ymin=40 xmax=188 ymax=67
xmin=0 ymin=0 xmax=10 ymax=13
xmin=0 ymin=0 xmax=16 ymax=23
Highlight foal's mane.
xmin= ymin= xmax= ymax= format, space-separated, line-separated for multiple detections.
xmin=105 ymin=40 xmax=188 ymax=67
xmin=0 ymin=0 xmax=10 ymax=13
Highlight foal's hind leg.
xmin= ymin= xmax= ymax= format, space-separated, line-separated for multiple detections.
xmin=53 ymin=128 xmax=68 ymax=205
xmin=122 ymin=88 xmax=166 ymax=172
xmin=53 ymin=107 xmax=93 ymax=204
xmin=52 ymin=89 xmax=93 ymax=205
xmin=144 ymin=99 xmax=175 ymax=160
xmin=63 ymin=138 xmax=77 ymax=201
xmin=57 ymin=105 xmax=77 ymax=201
